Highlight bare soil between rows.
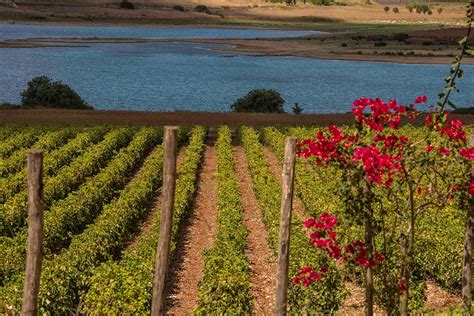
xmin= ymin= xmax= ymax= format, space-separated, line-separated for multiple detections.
xmin=164 ymin=138 xmax=218 ymax=314
xmin=234 ymin=146 xmax=276 ymax=315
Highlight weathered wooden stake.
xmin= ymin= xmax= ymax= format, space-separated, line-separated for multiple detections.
xmin=151 ymin=126 xmax=178 ymax=316
xmin=462 ymin=134 xmax=474 ymax=315
xmin=21 ymin=150 xmax=44 ymax=316
xmin=275 ymin=137 xmax=297 ymax=316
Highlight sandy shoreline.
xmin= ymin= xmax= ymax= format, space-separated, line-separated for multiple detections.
xmin=3 ymin=32 xmax=474 ymax=65
xmin=1 ymin=0 xmax=472 ymax=65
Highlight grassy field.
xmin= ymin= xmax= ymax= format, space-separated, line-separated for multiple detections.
xmin=0 ymin=123 xmax=470 ymax=314
xmin=0 ymin=0 xmax=469 ymax=30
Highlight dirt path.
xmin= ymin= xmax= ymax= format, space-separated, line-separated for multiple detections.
xmin=164 ymin=139 xmax=218 ymax=315
xmin=424 ymin=280 xmax=461 ymax=312
xmin=234 ymin=146 xmax=276 ymax=315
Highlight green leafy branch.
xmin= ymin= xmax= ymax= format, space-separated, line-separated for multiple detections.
xmin=437 ymin=1 xmax=474 ymax=111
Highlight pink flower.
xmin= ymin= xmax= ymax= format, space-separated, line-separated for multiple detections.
xmin=415 ymin=96 xmax=427 ymax=103
xmin=437 ymin=147 xmax=451 ymax=156
xmin=304 ymin=218 xmax=316 ymax=229
xmin=375 ymin=252 xmax=385 ymax=262
xmin=399 ymin=280 xmax=407 ymax=292
xmin=460 ymin=147 xmax=474 ymax=160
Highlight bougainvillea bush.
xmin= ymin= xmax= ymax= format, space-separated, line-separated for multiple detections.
xmin=295 ymin=96 xmax=473 ymax=314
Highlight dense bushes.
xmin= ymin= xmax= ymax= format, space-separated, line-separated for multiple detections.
xmin=0 ymin=127 xmax=45 ymax=159
xmin=231 ymin=89 xmax=285 ymax=113
xmin=0 ymin=130 xmax=167 ymax=313
xmin=173 ymin=4 xmax=185 ymax=11
xmin=81 ymin=126 xmax=205 ymax=314
xmin=194 ymin=4 xmax=211 ymax=13
xmin=21 ymin=76 xmax=92 ymax=110
xmin=0 ymin=129 xmax=75 ymax=178
xmin=452 ymin=106 xmax=474 ymax=114
xmin=0 ymin=126 xmax=109 ymax=203
xmin=0 ymin=103 xmax=19 ymax=110
xmin=0 ymin=128 xmax=134 ymax=239
xmin=119 ymin=0 xmax=135 ymax=9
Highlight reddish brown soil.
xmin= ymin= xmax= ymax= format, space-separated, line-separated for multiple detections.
xmin=338 ymin=282 xmax=367 ymax=316
xmin=424 ymin=280 xmax=461 ymax=312
xmin=0 ymin=109 xmax=355 ymax=127
xmin=1 ymin=109 xmax=473 ymax=127
xmin=234 ymin=146 xmax=277 ymax=315
xmin=164 ymin=141 xmax=218 ymax=315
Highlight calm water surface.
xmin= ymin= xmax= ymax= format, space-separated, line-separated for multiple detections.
xmin=1 ymin=24 xmax=473 ymax=113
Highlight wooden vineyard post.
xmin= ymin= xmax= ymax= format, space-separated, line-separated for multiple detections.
xmin=275 ymin=137 xmax=297 ymax=316
xmin=21 ymin=150 xmax=44 ymax=316
xmin=151 ymin=126 xmax=178 ymax=316
xmin=462 ymin=134 xmax=474 ymax=315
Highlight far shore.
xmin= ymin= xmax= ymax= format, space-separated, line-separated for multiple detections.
xmin=3 ymin=31 xmax=474 ymax=65
xmin=1 ymin=108 xmax=473 ymax=127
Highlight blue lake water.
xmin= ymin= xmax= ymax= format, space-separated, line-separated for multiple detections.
xmin=0 ymin=24 xmax=473 ymax=113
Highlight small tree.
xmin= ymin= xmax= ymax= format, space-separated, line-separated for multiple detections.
xmin=392 ymin=7 xmax=399 ymax=13
xmin=173 ymin=5 xmax=185 ymax=11
xmin=231 ymin=89 xmax=285 ymax=113
xmin=194 ymin=4 xmax=211 ymax=13
xmin=437 ymin=7 xmax=443 ymax=14
xmin=384 ymin=6 xmax=390 ymax=13
xmin=21 ymin=76 xmax=92 ymax=110
xmin=420 ymin=4 xmax=429 ymax=14
xmin=292 ymin=102 xmax=303 ymax=114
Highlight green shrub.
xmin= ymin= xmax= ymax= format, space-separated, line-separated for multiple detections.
xmin=0 ymin=103 xmax=19 ymax=110
xmin=452 ymin=106 xmax=474 ymax=114
xmin=80 ymin=127 xmax=204 ymax=314
xmin=374 ymin=41 xmax=387 ymax=47
xmin=231 ymin=89 xmax=285 ymax=113
xmin=406 ymin=2 xmax=415 ymax=12
xmin=384 ymin=6 xmax=390 ymax=13
xmin=21 ymin=76 xmax=92 ymax=110
xmin=392 ymin=33 xmax=409 ymax=41
xmin=119 ymin=0 xmax=134 ymax=9
xmin=310 ymin=0 xmax=333 ymax=5
xmin=292 ymin=102 xmax=303 ymax=114
xmin=172 ymin=5 xmax=185 ymax=11
xmin=194 ymin=4 xmax=211 ymax=13
xmin=392 ymin=6 xmax=399 ymax=13
xmin=437 ymin=7 xmax=443 ymax=14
